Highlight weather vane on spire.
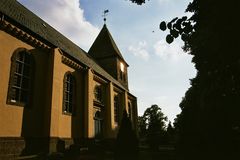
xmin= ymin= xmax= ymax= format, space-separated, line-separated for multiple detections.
xmin=103 ymin=9 xmax=109 ymax=24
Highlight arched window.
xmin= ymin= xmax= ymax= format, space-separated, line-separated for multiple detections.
xmin=114 ymin=96 xmax=119 ymax=123
xmin=7 ymin=48 xmax=34 ymax=106
xmin=63 ymin=72 xmax=75 ymax=114
xmin=94 ymin=85 xmax=102 ymax=102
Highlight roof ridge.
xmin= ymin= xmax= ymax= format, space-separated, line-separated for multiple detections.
xmin=0 ymin=0 xmax=129 ymax=91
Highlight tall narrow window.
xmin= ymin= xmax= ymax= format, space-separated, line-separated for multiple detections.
xmin=114 ymin=96 xmax=119 ymax=123
xmin=128 ymin=102 xmax=132 ymax=120
xmin=123 ymin=73 xmax=126 ymax=82
xmin=120 ymin=62 xmax=125 ymax=81
xmin=94 ymin=85 xmax=102 ymax=102
xmin=63 ymin=72 xmax=75 ymax=114
xmin=7 ymin=48 xmax=33 ymax=106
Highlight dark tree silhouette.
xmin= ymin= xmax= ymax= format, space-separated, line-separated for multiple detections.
xmin=128 ymin=0 xmax=240 ymax=159
xmin=143 ymin=104 xmax=167 ymax=134
xmin=166 ymin=122 xmax=174 ymax=134
xmin=115 ymin=109 xmax=138 ymax=160
xmin=166 ymin=1 xmax=240 ymax=160
xmin=138 ymin=115 xmax=147 ymax=137
xmin=139 ymin=105 xmax=168 ymax=149
xmin=166 ymin=121 xmax=176 ymax=144
xmin=128 ymin=0 xmax=148 ymax=5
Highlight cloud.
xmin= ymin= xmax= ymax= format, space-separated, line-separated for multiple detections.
xmin=154 ymin=96 xmax=168 ymax=103
xmin=158 ymin=0 xmax=171 ymax=3
xmin=153 ymin=39 xmax=186 ymax=61
xmin=18 ymin=0 xmax=99 ymax=51
xmin=128 ymin=41 xmax=150 ymax=61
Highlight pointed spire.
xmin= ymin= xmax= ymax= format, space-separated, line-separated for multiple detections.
xmin=88 ymin=24 xmax=128 ymax=66
xmin=88 ymin=24 xmax=129 ymax=87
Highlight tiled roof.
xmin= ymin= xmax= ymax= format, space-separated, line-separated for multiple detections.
xmin=89 ymin=24 xmax=128 ymax=66
xmin=0 ymin=0 xmax=128 ymax=91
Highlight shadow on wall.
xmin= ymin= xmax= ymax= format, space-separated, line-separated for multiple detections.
xmin=71 ymin=70 xmax=85 ymax=147
xmin=20 ymin=48 xmax=54 ymax=155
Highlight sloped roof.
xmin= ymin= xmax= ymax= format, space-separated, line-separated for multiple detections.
xmin=0 ymin=0 xmax=128 ymax=91
xmin=88 ymin=24 xmax=128 ymax=66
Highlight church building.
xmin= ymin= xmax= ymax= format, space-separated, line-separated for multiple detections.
xmin=0 ymin=0 xmax=137 ymax=156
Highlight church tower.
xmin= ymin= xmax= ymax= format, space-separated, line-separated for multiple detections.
xmin=88 ymin=24 xmax=129 ymax=88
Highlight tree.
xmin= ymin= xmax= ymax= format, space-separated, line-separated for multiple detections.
xmin=128 ymin=0 xmax=148 ymax=5
xmin=139 ymin=104 xmax=168 ymax=149
xmin=138 ymin=115 xmax=147 ymax=137
xmin=166 ymin=122 xmax=174 ymax=134
xmin=143 ymin=104 xmax=167 ymax=133
xmin=128 ymin=0 xmax=240 ymax=159
xmin=166 ymin=121 xmax=176 ymax=144
xmin=167 ymin=1 xmax=240 ymax=159
xmin=115 ymin=109 xmax=138 ymax=160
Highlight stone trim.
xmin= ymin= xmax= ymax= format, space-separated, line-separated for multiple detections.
xmin=0 ymin=137 xmax=25 ymax=157
xmin=113 ymin=84 xmax=124 ymax=94
xmin=61 ymin=54 xmax=85 ymax=70
xmin=0 ymin=17 xmax=51 ymax=50
xmin=0 ymin=137 xmax=74 ymax=156
xmin=93 ymin=73 xmax=108 ymax=84
xmin=127 ymin=92 xmax=137 ymax=100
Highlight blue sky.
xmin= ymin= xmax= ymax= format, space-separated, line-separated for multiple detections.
xmin=18 ymin=0 xmax=196 ymax=122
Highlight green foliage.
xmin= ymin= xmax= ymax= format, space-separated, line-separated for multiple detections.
xmin=138 ymin=115 xmax=147 ymax=137
xmin=166 ymin=121 xmax=174 ymax=136
xmin=159 ymin=16 xmax=194 ymax=44
xmin=165 ymin=1 xmax=240 ymax=159
xmin=166 ymin=34 xmax=174 ymax=44
xmin=165 ymin=121 xmax=177 ymax=144
xmin=138 ymin=105 xmax=169 ymax=149
xmin=129 ymin=0 xmax=240 ymax=158
xmin=159 ymin=21 xmax=167 ymax=31
xmin=115 ymin=109 xmax=138 ymax=160
xmin=128 ymin=0 xmax=147 ymax=5
xmin=143 ymin=104 xmax=167 ymax=133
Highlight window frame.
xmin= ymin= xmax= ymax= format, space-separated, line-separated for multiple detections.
xmin=119 ymin=62 xmax=126 ymax=82
xmin=94 ymin=85 xmax=103 ymax=103
xmin=62 ymin=72 xmax=76 ymax=115
xmin=7 ymin=48 xmax=34 ymax=107
xmin=114 ymin=95 xmax=119 ymax=123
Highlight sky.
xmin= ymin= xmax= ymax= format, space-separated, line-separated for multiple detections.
xmin=18 ymin=0 xmax=196 ymax=122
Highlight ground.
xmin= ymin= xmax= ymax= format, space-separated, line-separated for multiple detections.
xmin=4 ymin=144 xmax=176 ymax=160
xmin=45 ymin=145 xmax=176 ymax=160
